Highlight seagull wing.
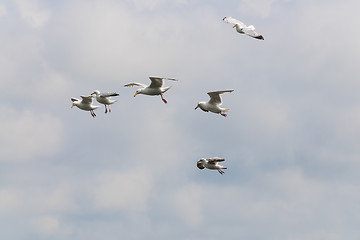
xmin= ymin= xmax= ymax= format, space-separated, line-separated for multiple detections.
xmin=207 ymin=90 xmax=234 ymax=105
xmin=149 ymin=77 xmax=178 ymax=88
xmin=149 ymin=77 xmax=164 ymax=88
xmin=223 ymin=16 xmax=246 ymax=28
xmin=206 ymin=157 xmax=225 ymax=163
xmin=71 ymin=97 xmax=80 ymax=102
xmin=124 ymin=82 xmax=147 ymax=88
xmin=243 ymin=26 xmax=264 ymax=40
xmin=80 ymin=95 xmax=93 ymax=104
xmin=99 ymin=92 xmax=119 ymax=98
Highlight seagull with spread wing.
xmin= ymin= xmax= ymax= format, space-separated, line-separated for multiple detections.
xmin=91 ymin=90 xmax=119 ymax=113
xmin=223 ymin=16 xmax=264 ymax=40
xmin=195 ymin=90 xmax=234 ymax=117
xmin=124 ymin=76 xmax=178 ymax=104
xmin=197 ymin=157 xmax=227 ymax=175
xmin=71 ymin=95 xmax=100 ymax=117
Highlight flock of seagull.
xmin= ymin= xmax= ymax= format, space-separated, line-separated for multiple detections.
xmin=71 ymin=17 xmax=264 ymax=175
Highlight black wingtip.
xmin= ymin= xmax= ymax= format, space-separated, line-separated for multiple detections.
xmin=222 ymin=17 xmax=226 ymax=20
xmin=255 ymin=35 xmax=264 ymax=40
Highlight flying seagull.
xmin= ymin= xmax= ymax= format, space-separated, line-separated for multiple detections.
xmin=91 ymin=90 xmax=119 ymax=113
xmin=195 ymin=90 xmax=234 ymax=117
xmin=71 ymin=95 xmax=100 ymax=117
xmin=223 ymin=16 xmax=264 ymax=40
xmin=197 ymin=157 xmax=227 ymax=175
xmin=124 ymin=76 xmax=178 ymax=104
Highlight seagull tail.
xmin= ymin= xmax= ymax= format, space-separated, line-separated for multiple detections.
xmin=163 ymin=86 xmax=172 ymax=93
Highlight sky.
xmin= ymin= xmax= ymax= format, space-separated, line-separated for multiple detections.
xmin=1 ymin=0 xmax=360 ymax=239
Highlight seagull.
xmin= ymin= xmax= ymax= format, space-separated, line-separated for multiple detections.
xmin=71 ymin=95 xmax=100 ymax=117
xmin=124 ymin=76 xmax=178 ymax=104
xmin=223 ymin=16 xmax=264 ymax=40
xmin=91 ymin=90 xmax=119 ymax=113
xmin=195 ymin=90 xmax=234 ymax=117
xmin=197 ymin=157 xmax=227 ymax=175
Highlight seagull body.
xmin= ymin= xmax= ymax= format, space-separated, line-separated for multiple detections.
xmin=124 ymin=76 xmax=178 ymax=104
xmin=91 ymin=90 xmax=119 ymax=113
xmin=223 ymin=17 xmax=264 ymax=40
xmin=195 ymin=90 xmax=234 ymax=117
xmin=197 ymin=157 xmax=227 ymax=175
xmin=71 ymin=95 xmax=100 ymax=117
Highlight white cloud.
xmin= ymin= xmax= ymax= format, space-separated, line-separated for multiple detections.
xmin=170 ymin=183 xmax=205 ymax=226
xmin=14 ymin=0 xmax=51 ymax=28
xmin=0 ymin=107 xmax=63 ymax=162
xmin=0 ymin=189 xmax=22 ymax=212
xmin=93 ymin=168 xmax=154 ymax=212
xmin=0 ymin=4 xmax=7 ymax=17
xmin=239 ymin=0 xmax=277 ymax=18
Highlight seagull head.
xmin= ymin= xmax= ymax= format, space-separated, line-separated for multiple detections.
xmin=134 ymin=89 xmax=142 ymax=97
xmin=197 ymin=159 xmax=206 ymax=170
xmin=91 ymin=90 xmax=100 ymax=96
xmin=194 ymin=102 xmax=200 ymax=110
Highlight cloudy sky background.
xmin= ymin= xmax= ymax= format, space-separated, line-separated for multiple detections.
xmin=1 ymin=0 xmax=360 ymax=239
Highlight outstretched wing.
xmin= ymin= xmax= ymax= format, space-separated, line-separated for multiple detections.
xmin=80 ymin=95 xmax=93 ymax=104
xmin=243 ymin=27 xmax=264 ymax=40
xmin=206 ymin=157 xmax=225 ymax=163
xmin=124 ymin=83 xmax=147 ymax=88
xmin=223 ymin=16 xmax=246 ymax=28
xmin=149 ymin=77 xmax=164 ymax=88
xmin=99 ymin=92 xmax=119 ymax=98
xmin=149 ymin=76 xmax=178 ymax=88
xmin=207 ymin=90 xmax=234 ymax=105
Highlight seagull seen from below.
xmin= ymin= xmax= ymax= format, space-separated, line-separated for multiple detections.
xmin=223 ymin=16 xmax=264 ymax=40
xmin=91 ymin=90 xmax=119 ymax=113
xmin=71 ymin=95 xmax=100 ymax=117
xmin=195 ymin=90 xmax=234 ymax=117
xmin=124 ymin=76 xmax=178 ymax=104
xmin=197 ymin=157 xmax=227 ymax=175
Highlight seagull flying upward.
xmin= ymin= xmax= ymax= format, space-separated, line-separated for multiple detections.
xmin=197 ymin=157 xmax=227 ymax=175
xmin=195 ymin=90 xmax=234 ymax=117
xmin=124 ymin=76 xmax=178 ymax=104
xmin=223 ymin=16 xmax=264 ymax=40
xmin=91 ymin=90 xmax=119 ymax=113
xmin=71 ymin=95 xmax=100 ymax=117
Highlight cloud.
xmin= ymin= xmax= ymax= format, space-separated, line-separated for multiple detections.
xmin=93 ymin=168 xmax=154 ymax=212
xmin=0 ymin=107 xmax=63 ymax=162
xmin=14 ymin=0 xmax=51 ymax=28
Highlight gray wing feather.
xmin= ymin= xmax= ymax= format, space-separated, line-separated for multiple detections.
xmin=207 ymin=90 xmax=234 ymax=105
xmin=80 ymin=95 xmax=93 ymax=104
xmin=206 ymin=157 xmax=225 ymax=163
xmin=124 ymin=83 xmax=147 ymax=88
xmin=223 ymin=16 xmax=246 ymax=28
xmin=99 ymin=92 xmax=119 ymax=97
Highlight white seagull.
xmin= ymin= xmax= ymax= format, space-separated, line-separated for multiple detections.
xmin=223 ymin=16 xmax=264 ymax=40
xmin=91 ymin=90 xmax=119 ymax=113
xmin=195 ymin=90 xmax=234 ymax=117
xmin=197 ymin=157 xmax=227 ymax=175
xmin=71 ymin=95 xmax=100 ymax=117
xmin=124 ymin=76 xmax=178 ymax=104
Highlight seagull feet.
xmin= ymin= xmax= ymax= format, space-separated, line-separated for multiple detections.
xmin=218 ymin=170 xmax=225 ymax=175
xmin=105 ymin=108 xmax=108 ymax=114
xmin=90 ymin=110 xmax=96 ymax=118
xmin=221 ymin=113 xmax=227 ymax=117
xmin=162 ymin=98 xmax=168 ymax=104
xmin=109 ymin=108 xmax=111 ymax=113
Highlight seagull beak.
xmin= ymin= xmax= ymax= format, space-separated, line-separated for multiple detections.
xmin=71 ymin=105 xmax=74 ymax=108
xmin=133 ymin=93 xmax=138 ymax=97
xmin=233 ymin=25 xmax=236 ymax=28
xmin=194 ymin=106 xmax=198 ymax=110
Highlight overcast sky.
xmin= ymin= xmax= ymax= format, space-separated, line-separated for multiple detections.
xmin=1 ymin=0 xmax=360 ymax=239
